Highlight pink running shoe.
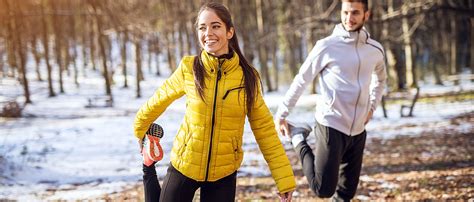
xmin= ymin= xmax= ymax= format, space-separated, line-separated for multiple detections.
xmin=142 ymin=123 xmax=164 ymax=166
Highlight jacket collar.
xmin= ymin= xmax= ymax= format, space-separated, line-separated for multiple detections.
xmin=201 ymin=50 xmax=240 ymax=72
xmin=331 ymin=23 xmax=370 ymax=44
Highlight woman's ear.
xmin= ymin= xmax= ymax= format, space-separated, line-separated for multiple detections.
xmin=227 ymin=27 xmax=234 ymax=39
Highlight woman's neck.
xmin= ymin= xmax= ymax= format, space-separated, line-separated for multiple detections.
xmin=208 ymin=49 xmax=234 ymax=59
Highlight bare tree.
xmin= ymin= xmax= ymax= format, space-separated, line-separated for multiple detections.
xmin=68 ymin=0 xmax=80 ymax=87
xmin=51 ymin=0 xmax=65 ymax=93
xmin=40 ymin=0 xmax=55 ymax=97
xmin=471 ymin=17 xmax=474 ymax=75
xmin=401 ymin=3 xmax=417 ymax=88
xmin=30 ymin=35 xmax=43 ymax=81
xmin=255 ymin=0 xmax=272 ymax=91
xmin=135 ymin=33 xmax=143 ymax=98
xmin=121 ymin=30 xmax=129 ymax=88
xmin=7 ymin=0 xmax=31 ymax=103
xmin=88 ymin=0 xmax=112 ymax=97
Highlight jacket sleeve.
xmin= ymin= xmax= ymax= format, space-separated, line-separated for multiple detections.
xmin=369 ymin=51 xmax=387 ymax=112
xmin=275 ymin=40 xmax=327 ymax=120
xmin=133 ymin=58 xmax=188 ymax=140
xmin=248 ymin=84 xmax=296 ymax=194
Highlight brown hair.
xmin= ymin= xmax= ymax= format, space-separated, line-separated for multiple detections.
xmin=193 ymin=2 xmax=260 ymax=115
xmin=342 ymin=0 xmax=368 ymax=11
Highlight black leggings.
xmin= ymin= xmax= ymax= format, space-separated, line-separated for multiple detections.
xmin=295 ymin=122 xmax=366 ymax=201
xmin=143 ymin=164 xmax=237 ymax=202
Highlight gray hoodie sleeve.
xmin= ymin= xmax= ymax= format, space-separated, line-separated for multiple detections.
xmin=369 ymin=53 xmax=387 ymax=112
xmin=275 ymin=40 xmax=327 ymax=119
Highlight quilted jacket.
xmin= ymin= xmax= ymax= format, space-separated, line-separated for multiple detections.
xmin=134 ymin=51 xmax=296 ymax=193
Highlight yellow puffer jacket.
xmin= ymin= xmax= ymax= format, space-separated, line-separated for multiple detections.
xmin=134 ymin=51 xmax=295 ymax=193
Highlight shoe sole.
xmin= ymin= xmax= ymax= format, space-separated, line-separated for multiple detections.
xmin=286 ymin=120 xmax=312 ymax=132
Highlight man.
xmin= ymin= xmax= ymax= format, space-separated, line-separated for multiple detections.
xmin=275 ymin=0 xmax=386 ymax=201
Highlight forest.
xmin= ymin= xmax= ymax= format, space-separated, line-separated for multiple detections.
xmin=1 ymin=0 xmax=473 ymax=104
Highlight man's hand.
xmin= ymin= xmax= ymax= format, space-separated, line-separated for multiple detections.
xmin=276 ymin=118 xmax=290 ymax=137
xmin=278 ymin=191 xmax=293 ymax=202
xmin=365 ymin=109 xmax=374 ymax=125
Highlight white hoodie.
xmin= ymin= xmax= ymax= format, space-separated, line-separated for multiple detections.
xmin=276 ymin=24 xmax=386 ymax=136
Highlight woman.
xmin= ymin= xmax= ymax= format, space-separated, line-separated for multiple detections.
xmin=134 ymin=2 xmax=295 ymax=201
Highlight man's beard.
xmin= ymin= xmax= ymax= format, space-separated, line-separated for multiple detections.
xmin=347 ymin=16 xmax=366 ymax=32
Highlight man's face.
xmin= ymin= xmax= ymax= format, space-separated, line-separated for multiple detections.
xmin=341 ymin=2 xmax=370 ymax=31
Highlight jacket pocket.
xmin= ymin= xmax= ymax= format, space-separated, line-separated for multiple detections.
xmin=178 ymin=125 xmax=192 ymax=157
xmin=223 ymin=86 xmax=244 ymax=100
xmin=232 ymin=136 xmax=239 ymax=161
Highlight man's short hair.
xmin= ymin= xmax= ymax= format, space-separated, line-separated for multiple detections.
xmin=342 ymin=0 xmax=369 ymax=11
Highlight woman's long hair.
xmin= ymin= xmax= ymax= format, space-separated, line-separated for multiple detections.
xmin=193 ymin=2 xmax=260 ymax=115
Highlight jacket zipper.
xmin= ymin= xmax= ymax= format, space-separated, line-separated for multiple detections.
xmin=205 ymin=59 xmax=223 ymax=181
xmin=349 ymin=31 xmax=362 ymax=135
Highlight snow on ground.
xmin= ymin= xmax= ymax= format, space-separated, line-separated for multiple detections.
xmin=0 ymin=71 xmax=473 ymax=200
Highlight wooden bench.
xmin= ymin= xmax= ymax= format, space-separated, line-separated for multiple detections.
xmin=85 ymin=95 xmax=113 ymax=108
xmin=381 ymin=87 xmax=420 ymax=118
xmin=444 ymin=74 xmax=474 ymax=87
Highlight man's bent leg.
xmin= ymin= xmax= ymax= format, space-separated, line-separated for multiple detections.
xmin=295 ymin=122 xmax=345 ymax=198
xmin=335 ymin=130 xmax=367 ymax=201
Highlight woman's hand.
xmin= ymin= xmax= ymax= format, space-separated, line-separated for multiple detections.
xmin=138 ymin=138 xmax=144 ymax=153
xmin=278 ymin=191 xmax=293 ymax=202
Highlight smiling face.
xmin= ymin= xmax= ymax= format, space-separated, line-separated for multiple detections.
xmin=197 ymin=9 xmax=234 ymax=56
xmin=341 ymin=1 xmax=370 ymax=31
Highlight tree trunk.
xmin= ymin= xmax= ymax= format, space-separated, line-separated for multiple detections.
xmin=10 ymin=0 xmax=31 ymax=104
xmin=147 ymin=38 xmax=153 ymax=74
xmin=431 ymin=24 xmax=443 ymax=85
xmin=390 ymin=45 xmax=405 ymax=90
xmin=471 ymin=17 xmax=474 ymax=78
xmin=68 ymin=2 xmax=79 ymax=87
xmin=402 ymin=3 xmax=417 ymax=88
xmin=99 ymin=34 xmax=112 ymax=96
xmin=30 ymin=36 xmax=43 ymax=81
xmin=287 ymin=35 xmax=299 ymax=77
xmin=385 ymin=45 xmax=399 ymax=89
xmin=41 ymin=0 xmax=55 ymax=97
xmin=382 ymin=0 xmax=398 ymax=89
xmin=271 ymin=39 xmax=279 ymax=91
xmin=135 ymin=36 xmax=142 ymax=98
xmin=256 ymin=0 xmax=272 ymax=92
xmin=440 ymin=9 xmax=450 ymax=76
xmin=178 ymin=22 xmax=185 ymax=60
xmin=89 ymin=0 xmax=112 ymax=97
xmin=239 ymin=1 xmax=255 ymax=63
xmin=51 ymin=1 xmax=65 ymax=93
xmin=4 ymin=0 xmax=17 ymax=78
xmin=185 ymin=21 xmax=193 ymax=55
xmin=0 ymin=44 xmax=4 ymax=78
xmin=105 ymin=36 xmax=114 ymax=86
xmin=166 ymin=31 xmax=177 ymax=72
xmin=81 ymin=13 xmax=89 ymax=77
xmin=121 ymin=31 xmax=129 ymax=88
xmin=89 ymin=17 xmax=97 ymax=71
xmin=450 ymin=14 xmax=459 ymax=85
xmin=153 ymin=35 xmax=161 ymax=76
